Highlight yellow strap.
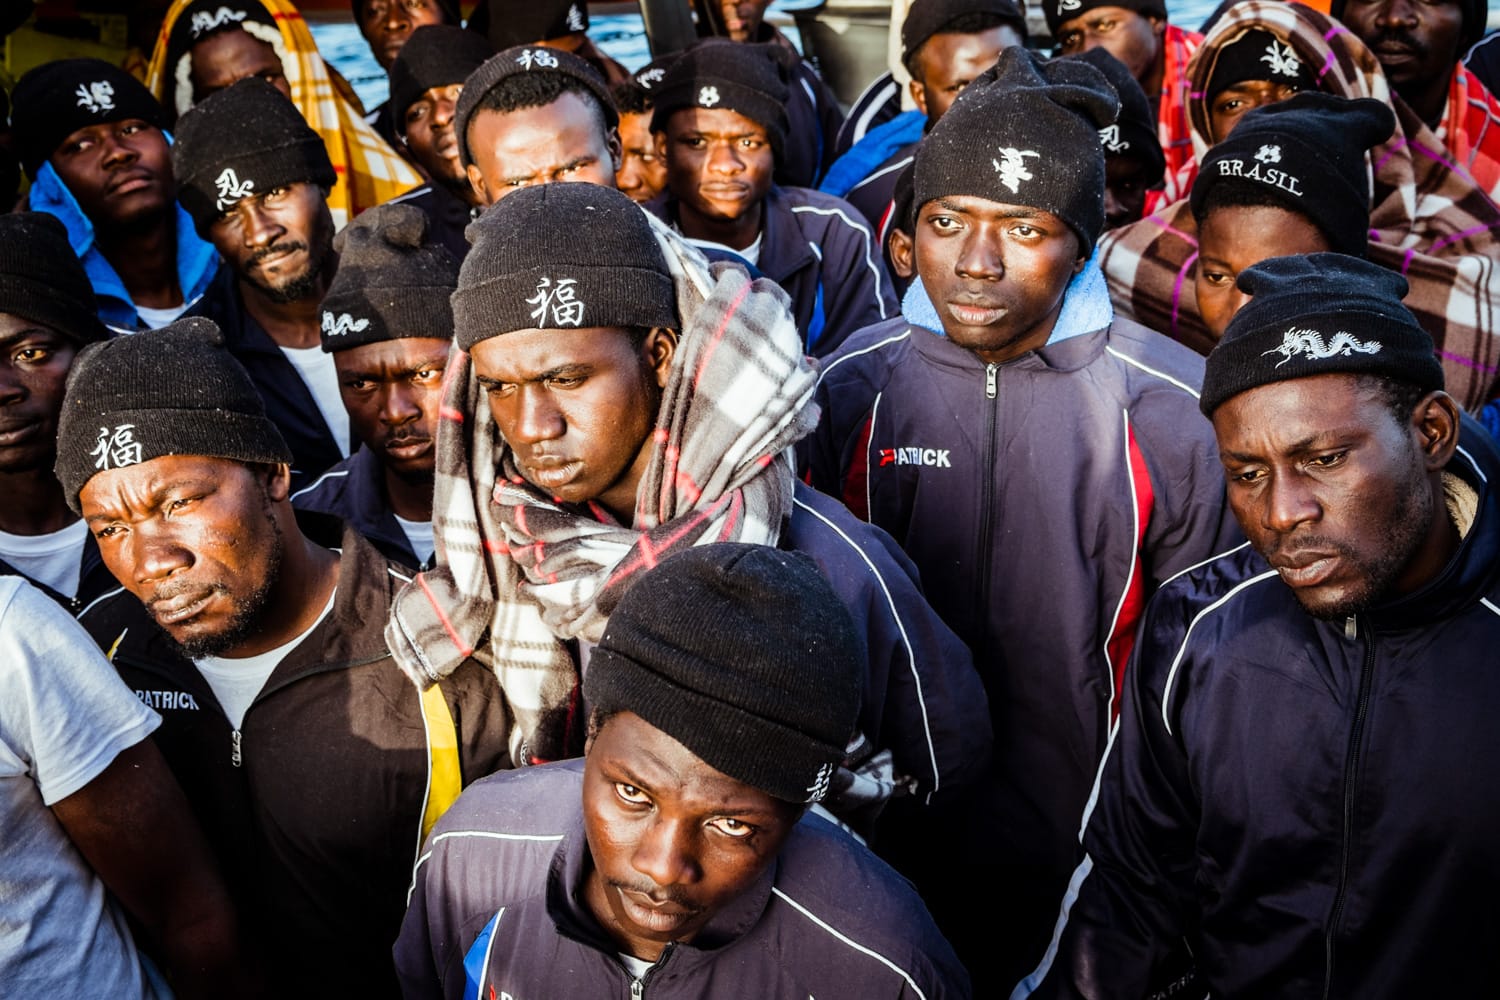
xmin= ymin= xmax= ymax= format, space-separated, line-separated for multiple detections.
xmin=419 ymin=684 xmax=463 ymax=843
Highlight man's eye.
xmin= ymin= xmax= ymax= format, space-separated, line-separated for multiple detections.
xmin=1011 ymin=224 xmax=1040 ymax=238
xmin=1309 ymin=452 xmax=1347 ymax=469
xmin=1201 ymin=270 xmax=1233 ymax=287
xmin=15 ymin=347 xmax=50 ymax=364
xmin=95 ymin=524 xmax=123 ymax=539
xmin=708 ymin=817 xmax=755 ymax=838
xmin=1230 ymin=468 xmax=1264 ymax=485
xmin=929 ymin=215 xmax=960 ymax=232
xmin=1096 ymin=18 xmax=1117 ymax=31
xmin=415 ymin=368 xmax=442 ymax=381
xmin=1058 ymin=32 xmax=1082 ymax=49
xmin=615 ymin=782 xmax=649 ymax=804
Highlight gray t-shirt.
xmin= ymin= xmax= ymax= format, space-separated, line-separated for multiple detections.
xmin=0 ymin=577 xmax=164 ymax=996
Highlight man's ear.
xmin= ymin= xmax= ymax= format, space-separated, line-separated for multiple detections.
xmin=465 ymin=162 xmax=490 ymax=205
xmin=1413 ymin=390 xmax=1462 ymax=471
xmin=644 ymin=327 xmax=677 ymax=389
xmin=908 ymin=76 xmax=929 ymax=118
xmin=606 ymin=126 xmax=623 ymax=173
xmin=260 ymin=462 xmax=293 ymax=503
xmin=888 ymin=228 xmax=915 ymax=279
xmin=1149 ymin=13 xmax=1166 ymax=37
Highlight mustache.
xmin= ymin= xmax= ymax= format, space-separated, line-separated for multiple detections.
xmin=248 ymin=240 xmax=309 ymax=267
xmin=605 ymin=877 xmax=702 ymax=912
xmin=1365 ymin=26 xmax=1426 ymax=56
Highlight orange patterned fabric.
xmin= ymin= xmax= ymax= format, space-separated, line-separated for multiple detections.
xmin=1440 ymin=62 xmax=1500 ymax=207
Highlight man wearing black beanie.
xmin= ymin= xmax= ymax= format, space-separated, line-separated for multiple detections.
xmin=1334 ymin=0 xmax=1488 ymax=131
xmin=11 ymin=58 xmax=226 ymax=334
xmin=398 ymin=543 xmax=970 ymax=998
xmin=807 ymin=47 xmax=1238 ymax=991
xmin=0 ymin=213 xmax=118 ymax=612
xmin=291 ymin=203 xmax=458 ymax=569
xmin=385 ymin=24 xmax=494 ymax=257
xmin=64 ymin=315 xmax=513 ymax=1000
xmin=453 ymin=44 xmax=622 ymax=207
xmin=1026 ymin=252 xmax=1500 ymax=998
xmin=1190 ymin=92 xmax=1395 ymax=342
xmin=645 ymin=40 xmax=897 ymax=357
xmin=1071 ymin=47 xmax=1166 ymax=228
xmin=175 ymin=77 xmax=351 ymax=488
xmin=350 ymin=0 xmax=460 ymax=152
xmin=466 ymin=0 xmax=631 ymax=86
xmin=383 ymin=182 xmax=990 ymax=856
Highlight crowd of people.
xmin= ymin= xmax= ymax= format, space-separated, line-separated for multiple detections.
xmin=3 ymin=0 xmax=1499 ymax=995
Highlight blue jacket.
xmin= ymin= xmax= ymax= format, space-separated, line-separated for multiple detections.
xmin=396 ymin=760 xmax=971 ymax=1000
xmin=29 ymin=160 xmax=222 ymax=334
xmin=1020 ymin=419 xmax=1500 ymax=999
xmin=647 ymin=185 xmax=898 ymax=357
xmin=291 ymin=445 xmax=423 ymax=571
xmin=805 ymin=277 xmax=1238 ymax=983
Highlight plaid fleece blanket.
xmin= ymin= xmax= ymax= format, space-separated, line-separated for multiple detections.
xmin=385 ymin=215 xmax=819 ymax=765
xmin=1440 ymin=62 xmax=1500 ymax=207
xmin=1099 ymin=0 xmax=1500 ymax=411
xmin=145 ymin=0 xmax=422 ymax=231
xmin=1149 ymin=23 xmax=1204 ymax=213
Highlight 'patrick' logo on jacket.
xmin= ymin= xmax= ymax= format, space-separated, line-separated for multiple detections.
xmin=215 ymin=167 xmax=255 ymax=211
xmin=75 ymin=81 xmax=115 ymax=114
xmin=322 ymin=311 xmax=371 ymax=337
xmin=879 ymin=446 xmax=952 ymax=468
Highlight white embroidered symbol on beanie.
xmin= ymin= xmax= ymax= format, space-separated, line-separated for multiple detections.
xmin=566 ymin=4 xmax=585 ymax=31
xmin=527 ymin=277 xmax=585 ymax=328
xmin=75 ymin=81 xmax=116 ymax=114
xmin=214 ymin=168 xmax=256 ymax=211
xmin=992 ymin=147 xmax=1040 ymax=194
xmin=1058 ymin=0 xmax=1082 ymax=10
xmin=517 ymin=48 xmax=559 ymax=70
xmin=637 ymin=67 xmax=665 ymax=89
xmin=698 ymin=85 xmax=721 ymax=107
xmin=1262 ymin=327 xmax=1382 ymax=367
xmin=321 ymin=312 xmax=371 ymax=337
xmin=1254 ymin=144 xmax=1282 ymax=164
xmin=804 ymin=762 xmax=834 ymax=803
xmin=92 ymin=424 xmax=143 ymax=470
xmin=190 ymin=6 xmax=248 ymax=38
xmin=1260 ymin=41 xmax=1301 ymax=78
xmin=1099 ymin=124 xmax=1129 ymax=153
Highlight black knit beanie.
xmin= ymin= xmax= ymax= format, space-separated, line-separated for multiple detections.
xmin=454 ymin=184 xmax=677 ymax=349
xmin=55 ymin=316 xmax=293 ymax=512
xmin=1072 ymin=47 xmax=1164 ymax=186
xmin=171 ymin=77 xmax=337 ymax=237
xmin=1330 ymin=0 xmax=1486 ymax=56
xmin=388 ymin=24 xmax=495 ymax=128
xmin=649 ymin=40 xmax=791 ymax=161
xmin=351 ymin=0 xmax=460 ymax=30
xmin=453 ymin=45 xmax=618 ymax=168
xmin=901 ymin=0 xmax=1027 ymax=66
xmin=915 ymin=47 xmax=1119 ymax=254
xmin=321 ymin=203 xmax=459 ymax=352
xmin=1192 ymin=93 xmax=1393 ymax=258
xmin=1200 ymin=254 xmax=1444 ymax=417
xmin=1204 ymin=28 xmax=1319 ymax=102
xmin=473 ymin=0 xmax=590 ymax=49
xmin=10 ymin=59 xmax=170 ymax=177
xmin=586 ymin=544 xmax=863 ymax=805
xmin=0 ymin=213 xmax=106 ymax=345
xmin=1041 ymin=0 xmax=1167 ymax=41
xmin=164 ymin=0 xmax=287 ymax=117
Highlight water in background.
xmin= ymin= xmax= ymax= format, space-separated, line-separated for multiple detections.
xmin=314 ymin=0 xmax=1225 ymax=112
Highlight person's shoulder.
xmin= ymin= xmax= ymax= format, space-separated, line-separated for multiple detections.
xmin=785 ymin=483 xmax=922 ymax=585
xmin=1145 ymin=540 xmax=1281 ymax=641
xmin=816 ymin=316 xmax=914 ymax=388
xmin=289 ymin=452 xmax=361 ymax=512
xmin=771 ymin=812 xmax=966 ymax=989
xmin=778 ymin=186 xmax=876 ymax=233
xmin=432 ymin=759 xmax=583 ymax=844
xmin=74 ymin=582 xmax=148 ymax=650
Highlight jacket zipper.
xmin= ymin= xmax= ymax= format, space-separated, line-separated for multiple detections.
xmin=1323 ymin=615 xmax=1375 ymax=999
xmin=230 ymin=729 xmax=243 ymax=768
xmin=976 ymin=363 xmax=999 ymax=628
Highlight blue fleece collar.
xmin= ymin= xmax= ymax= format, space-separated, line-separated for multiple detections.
xmin=819 ymin=110 xmax=926 ymax=200
xmin=901 ymin=245 xmax=1113 ymax=344
xmin=29 ymin=143 xmax=219 ymax=332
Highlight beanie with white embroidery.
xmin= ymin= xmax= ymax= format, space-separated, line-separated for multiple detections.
xmin=10 ymin=59 xmax=169 ymax=177
xmin=648 ymin=40 xmax=791 ymax=161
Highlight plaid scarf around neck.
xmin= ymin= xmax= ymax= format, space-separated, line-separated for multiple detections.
xmin=385 ymin=215 xmax=818 ymax=764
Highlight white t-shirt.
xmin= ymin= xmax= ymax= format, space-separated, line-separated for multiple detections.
xmin=194 ymin=588 xmax=336 ymax=729
xmin=0 ymin=577 xmax=164 ymax=997
xmin=134 ymin=302 xmax=190 ymax=329
xmin=684 ymin=230 xmax=763 ymax=266
xmin=279 ymin=345 xmax=352 ymax=459
xmin=394 ymin=514 xmax=435 ymax=566
xmin=0 ymin=519 xmax=89 ymax=598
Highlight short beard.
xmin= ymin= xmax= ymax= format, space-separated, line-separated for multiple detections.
xmin=245 ymin=237 xmax=332 ymax=304
xmin=171 ymin=493 xmax=286 ymax=659
xmin=1291 ymin=466 xmax=1435 ymax=621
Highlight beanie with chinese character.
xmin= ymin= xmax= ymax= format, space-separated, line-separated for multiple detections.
xmin=1200 ymin=253 xmax=1444 ymax=417
xmin=586 ymin=544 xmax=862 ymax=805
xmin=172 ymin=77 xmax=336 ymax=237
xmin=915 ymin=46 xmax=1119 ymax=254
xmin=1071 ymin=47 xmax=1164 ymax=187
xmin=55 ymin=316 xmax=291 ymax=512
xmin=649 ymin=40 xmax=790 ymax=161
xmin=164 ymin=0 xmax=290 ymax=117
xmin=0 ymin=213 xmax=107 ymax=345
xmin=471 ymin=0 xmax=590 ymax=48
xmin=453 ymin=45 xmax=618 ymax=168
xmin=453 ymin=183 xmax=677 ymax=350
xmin=320 ymin=202 xmax=460 ymax=352
xmin=1192 ymin=93 xmax=1392 ymax=258
xmin=10 ymin=59 xmax=170 ymax=177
